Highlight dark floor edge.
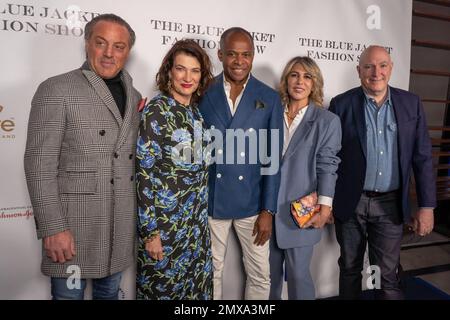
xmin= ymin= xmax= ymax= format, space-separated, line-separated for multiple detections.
xmin=401 ymin=240 xmax=450 ymax=250
xmin=402 ymin=263 xmax=450 ymax=277
xmin=411 ymin=277 xmax=450 ymax=299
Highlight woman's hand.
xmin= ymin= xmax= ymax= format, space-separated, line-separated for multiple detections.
xmin=303 ymin=205 xmax=332 ymax=229
xmin=145 ymin=234 xmax=164 ymax=260
xmin=326 ymin=211 xmax=335 ymax=224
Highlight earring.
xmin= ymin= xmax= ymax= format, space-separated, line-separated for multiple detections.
xmin=167 ymin=79 xmax=172 ymax=92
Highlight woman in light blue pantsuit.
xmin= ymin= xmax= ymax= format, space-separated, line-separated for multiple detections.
xmin=269 ymin=57 xmax=342 ymax=300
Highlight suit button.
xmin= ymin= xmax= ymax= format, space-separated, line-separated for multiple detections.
xmin=110 ymin=179 xmax=114 ymax=184
xmin=238 ymin=175 xmax=243 ymax=181
xmin=99 ymin=130 xmax=106 ymax=136
xmin=129 ymin=154 xmax=133 ymax=159
xmin=130 ymin=176 xmax=134 ymax=181
xmin=114 ymin=153 xmax=119 ymax=158
xmin=216 ymin=173 xmax=222 ymax=178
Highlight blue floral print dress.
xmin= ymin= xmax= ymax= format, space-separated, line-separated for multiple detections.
xmin=136 ymin=94 xmax=212 ymax=300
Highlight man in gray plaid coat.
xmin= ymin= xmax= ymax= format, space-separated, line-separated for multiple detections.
xmin=24 ymin=14 xmax=141 ymax=300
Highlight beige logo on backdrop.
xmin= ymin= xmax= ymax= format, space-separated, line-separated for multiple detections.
xmin=0 ymin=105 xmax=16 ymax=136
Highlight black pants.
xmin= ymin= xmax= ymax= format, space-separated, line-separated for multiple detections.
xmin=335 ymin=192 xmax=404 ymax=300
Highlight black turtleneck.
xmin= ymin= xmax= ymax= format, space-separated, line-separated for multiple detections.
xmin=104 ymin=72 xmax=126 ymax=118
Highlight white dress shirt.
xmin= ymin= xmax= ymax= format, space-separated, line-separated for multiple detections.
xmin=223 ymin=75 xmax=250 ymax=116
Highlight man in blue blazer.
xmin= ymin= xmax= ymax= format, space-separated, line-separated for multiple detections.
xmin=199 ymin=27 xmax=283 ymax=300
xmin=269 ymin=56 xmax=341 ymax=300
xmin=329 ymin=45 xmax=436 ymax=299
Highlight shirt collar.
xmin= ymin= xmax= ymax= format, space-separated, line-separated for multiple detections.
xmin=223 ymin=73 xmax=251 ymax=90
xmin=284 ymin=104 xmax=309 ymax=115
xmin=363 ymin=86 xmax=392 ymax=107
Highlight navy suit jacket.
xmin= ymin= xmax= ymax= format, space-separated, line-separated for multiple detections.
xmin=198 ymin=73 xmax=283 ymax=219
xmin=329 ymin=86 xmax=436 ymax=223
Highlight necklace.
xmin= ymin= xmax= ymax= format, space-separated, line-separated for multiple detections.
xmin=285 ymin=109 xmax=300 ymax=120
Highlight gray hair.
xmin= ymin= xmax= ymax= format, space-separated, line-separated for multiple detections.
xmin=84 ymin=13 xmax=136 ymax=47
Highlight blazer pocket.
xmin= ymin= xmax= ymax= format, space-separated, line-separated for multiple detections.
xmin=59 ymin=165 xmax=97 ymax=194
xmin=403 ymin=117 xmax=418 ymax=126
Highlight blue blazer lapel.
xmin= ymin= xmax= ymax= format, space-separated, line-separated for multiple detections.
xmin=229 ymin=75 xmax=258 ymax=130
xmin=390 ymin=87 xmax=409 ymax=162
xmin=352 ymin=88 xmax=367 ymax=158
xmin=208 ymin=74 xmax=232 ymax=128
xmin=282 ymin=104 xmax=317 ymax=163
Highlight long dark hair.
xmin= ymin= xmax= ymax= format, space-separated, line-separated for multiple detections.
xmin=156 ymin=39 xmax=213 ymax=103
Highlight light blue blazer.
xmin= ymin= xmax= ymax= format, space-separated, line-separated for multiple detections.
xmin=274 ymin=104 xmax=342 ymax=249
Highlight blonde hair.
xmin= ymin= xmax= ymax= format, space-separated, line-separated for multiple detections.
xmin=279 ymin=56 xmax=324 ymax=107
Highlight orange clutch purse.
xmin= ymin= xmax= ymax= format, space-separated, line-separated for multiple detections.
xmin=290 ymin=191 xmax=320 ymax=228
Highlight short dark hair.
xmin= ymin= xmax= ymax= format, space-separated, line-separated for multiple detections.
xmin=219 ymin=27 xmax=254 ymax=51
xmin=84 ymin=13 xmax=136 ymax=47
xmin=156 ymin=39 xmax=213 ymax=103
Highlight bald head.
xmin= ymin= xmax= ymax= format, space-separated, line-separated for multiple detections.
xmin=357 ymin=45 xmax=393 ymax=103
xmin=359 ymin=45 xmax=392 ymax=67
xmin=219 ymin=27 xmax=254 ymax=51
xmin=218 ymin=27 xmax=255 ymax=86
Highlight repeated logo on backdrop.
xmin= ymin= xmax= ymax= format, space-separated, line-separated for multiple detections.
xmin=298 ymin=37 xmax=394 ymax=63
xmin=298 ymin=5 xmax=393 ymax=64
xmin=0 ymin=3 xmax=98 ymax=37
xmin=0 ymin=105 xmax=15 ymax=139
xmin=149 ymin=18 xmax=276 ymax=55
xmin=0 ymin=3 xmax=391 ymax=61
xmin=0 ymin=205 xmax=33 ymax=220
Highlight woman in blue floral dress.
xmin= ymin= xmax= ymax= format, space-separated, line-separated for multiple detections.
xmin=136 ymin=40 xmax=214 ymax=300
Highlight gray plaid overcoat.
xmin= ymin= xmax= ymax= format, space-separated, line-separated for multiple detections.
xmin=24 ymin=62 xmax=141 ymax=278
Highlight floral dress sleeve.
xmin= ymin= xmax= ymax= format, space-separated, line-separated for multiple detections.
xmin=136 ymin=97 xmax=166 ymax=241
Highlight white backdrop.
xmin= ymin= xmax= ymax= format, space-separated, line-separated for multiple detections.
xmin=0 ymin=0 xmax=412 ymax=299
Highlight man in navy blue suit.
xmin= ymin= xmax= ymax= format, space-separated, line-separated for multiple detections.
xmin=329 ymin=45 xmax=436 ymax=300
xmin=199 ymin=27 xmax=283 ymax=300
